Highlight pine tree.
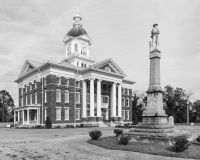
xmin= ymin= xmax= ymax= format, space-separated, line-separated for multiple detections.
xmin=45 ymin=116 xmax=52 ymax=129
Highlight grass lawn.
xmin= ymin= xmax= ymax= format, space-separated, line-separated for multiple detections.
xmin=87 ymin=136 xmax=200 ymax=159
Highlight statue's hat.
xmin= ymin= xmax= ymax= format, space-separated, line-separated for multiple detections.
xmin=153 ymin=24 xmax=158 ymax=27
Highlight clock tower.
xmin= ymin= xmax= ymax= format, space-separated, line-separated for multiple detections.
xmin=62 ymin=6 xmax=95 ymax=67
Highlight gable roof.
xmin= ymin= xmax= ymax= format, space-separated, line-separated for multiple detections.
xmin=83 ymin=58 xmax=127 ymax=78
xmin=18 ymin=60 xmax=44 ymax=78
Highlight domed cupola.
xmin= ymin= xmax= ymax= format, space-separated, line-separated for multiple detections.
xmin=63 ymin=6 xmax=95 ymax=67
xmin=67 ymin=5 xmax=88 ymax=37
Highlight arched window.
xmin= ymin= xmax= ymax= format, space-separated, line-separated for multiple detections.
xmin=65 ymin=90 xmax=69 ymax=103
xmin=74 ymin=43 xmax=78 ymax=53
xmin=56 ymin=88 xmax=61 ymax=102
xmin=44 ymin=90 xmax=47 ymax=103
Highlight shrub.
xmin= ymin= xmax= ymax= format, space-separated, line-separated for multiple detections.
xmin=45 ymin=116 xmax=52 ymax=129
xmin=80 ymin=124 xmax=84 ymax=127
xmin=34 ymin=125 xmax=43 ymax=129
xmin=114 ymin=129 xmax=123 ymax=137
xmin=171 ymin=136 xmax=191 ymax=152
xmin=118 ymin=134 xmax=131 ymax=145
xmin=196 ymin=133 xmax=200 ymax=143
xmin=89 ymin=130 xmax=102 ymax=140
xmin=66 ymin=125 xmax=71 ymax=128
xmin=55 ymin=125 xmax=60 ymax=129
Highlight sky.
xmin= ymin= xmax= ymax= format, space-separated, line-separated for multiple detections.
xmin=0 ymin=0 xmax=200 ymax=105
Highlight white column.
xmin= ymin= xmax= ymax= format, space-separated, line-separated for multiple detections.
xmin=18 ymin=111 xmax=20 ymax=122
xmin=90 ymin=78 xmax=95 ymax=116
xmin=111 ymin=82 xmax=117 ymax=117
xmin=22 ymin=110 xmax=24 ymax=124
xmin=97 ymin=79 xmax=102 ymax=117
xmin=27 ymin=109 xmax=30 ymax=124
xmin=82 ymin=80 xmax=87 ymax=117
xmin=118 ymin=83 xmax=122 ymax=117
xmin=14 ymin=111 xmax=16 ymax=124
xmin=37 ymin=109 xmax=39 ymax=124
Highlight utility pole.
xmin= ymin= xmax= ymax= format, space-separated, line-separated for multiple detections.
xmin=187 ymin=101 xmax=189 ymax=125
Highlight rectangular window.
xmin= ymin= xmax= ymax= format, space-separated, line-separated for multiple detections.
xmin=65 ymin=90 xmax=69 ymax=103
xmin=76 ymin=109 xmax=80 ymax=120
xmin=65 ymin=79 xmax=69 ymax=86
xmin=30 ymin=94 xmax=32 ymax=105
xmin=76 ymin=81 xmax=80 ymax=88
xmin=122 ymin=110 xmax=125 ymax=120
xmin=126 ymin=98 xmax=129 ymax=107
xmin=94 ymin=94 xmax=97 ymax=103
xmin=44 ymin=108 xmax=47 ymax=120
xmin=77 ymin=62 xmax=79 ymax=66
xmin=56 ymin=77 xmax=61 ymax=85
xmin=81 ymin=63 xmax=84 ymax=67
xmin=21 ymin=97 xmax=23 ymax=106
xmin=122 ymin=88 xmax=125 ymax=94
xmin=56 ymin=108 xmax=61 ymax=120
xmin=56 ymin=89 xmax=61 ymax=102
xmin=65 ymin=108 xmax=69 ymax=120
xmin=30 ymin=85 xmax=32 ymax=91
xmin=76 ymin=92 xmax=80 ymax=103
xmin=84 ymin=64 xmax=86 ymax=68
xmin=44 ymin=78 xmax=46 ymax=86
xmin=127 ymin=89 xmax=129 ymax=95
xmin=35 ymin=92 xmax=37 ymax=104
xmin=44 ymin=90 xmax=47 ymax=103
xmin=126 ymin=110 xmax=130 ymax=120
xmin=87 ymin=93 xmax=90 ymax=104
xmin=35 ymin=82 xmax=37 ymax=89
xmin=122 ymin=97 xmax=125 ymax=106
xmin=25 ymin=95 xmax=27 ymax=105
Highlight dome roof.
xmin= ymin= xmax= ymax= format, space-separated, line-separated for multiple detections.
xmin=67 ymin=26 xmax=87 ymax=37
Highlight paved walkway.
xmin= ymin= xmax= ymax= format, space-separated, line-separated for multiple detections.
xmin=0 ymin=126 xmax=198 ymax=160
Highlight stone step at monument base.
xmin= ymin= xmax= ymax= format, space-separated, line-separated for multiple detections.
xmin=132 ymin=128 xmax=174 ymax=133
xmin=124 ymin=130 xmax=192 ymax=146
xmin=134 ymin=124 xmax=174 ymax=129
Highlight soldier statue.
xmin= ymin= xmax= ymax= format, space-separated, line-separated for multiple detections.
xmin=149 ymin=24 xmax=160 ymax=52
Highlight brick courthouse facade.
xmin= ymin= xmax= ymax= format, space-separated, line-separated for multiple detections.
xmin=14 ymin=10 xmax=135 ymax=127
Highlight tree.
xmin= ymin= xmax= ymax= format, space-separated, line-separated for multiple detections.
xmin=0 ymin=90 xmax=15 ymax=122
xmin=132 ymin=91 xmax=146 ymax=124
xmin=192 ymin=100 xmax=200 ymax=122
xmin=45 ymin=116 xmax=52 ymax=128
xmin=163 ymin=85 xmax=194 ymax=123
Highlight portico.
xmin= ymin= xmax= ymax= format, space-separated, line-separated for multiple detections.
xmin=82 ymin=77 xmax=123 ymax=124
xmin=14 ymin=105 xmax=40 ymax=125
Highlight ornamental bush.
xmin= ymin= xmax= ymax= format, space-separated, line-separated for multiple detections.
xmin=196 ymin=134 xmax=200 ymax=143
xmin=89 ymin=130 xmax=102 ymax=140
xmin=45 ymin=116 xmax=52 ymax=129
xmin=118 ymin=134 xmax=131 ymax=145
xmin=171 ymin=136 xmax=191 ymax=152
xmin=114 ymin=129 xmax=123 ymax=137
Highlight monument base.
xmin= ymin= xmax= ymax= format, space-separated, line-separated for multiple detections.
xmin=124 ymin=115 xmax=193 ymax=146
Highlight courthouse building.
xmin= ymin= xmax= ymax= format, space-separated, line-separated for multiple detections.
xmin=14 ymin=10 xmax=135 ymax=127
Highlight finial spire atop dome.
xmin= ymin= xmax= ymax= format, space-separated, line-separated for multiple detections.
xmin=73 ymin=5 xmax=82 ymax=27
xmin=76 ymin=5 xmax=79 ymax=14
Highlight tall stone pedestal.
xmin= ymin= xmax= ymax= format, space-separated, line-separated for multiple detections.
xmin=124 ymin=48 xmax=192 ymax=145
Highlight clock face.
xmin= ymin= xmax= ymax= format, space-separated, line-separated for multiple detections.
xmin=81 ymin=43 xmax=87 ymax=51
xmin=67 ymin=44 xmax=71 ymax=51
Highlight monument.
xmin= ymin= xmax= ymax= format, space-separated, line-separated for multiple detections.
xmin=124 ymin=24 xmax=192 ymax=145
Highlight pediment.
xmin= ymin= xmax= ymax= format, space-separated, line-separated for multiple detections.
xmin=18 ymin=60 xmax=43 ymax=78
xmin=90 ymin=59 xmax=126 ymax=77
